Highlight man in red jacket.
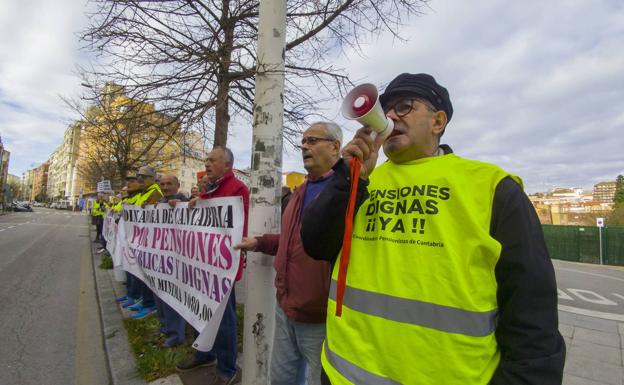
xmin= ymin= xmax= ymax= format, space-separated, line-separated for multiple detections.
xmin=235 ymin=122 xmax=342 ymax=385
xmin=176 ymin=146 xmax=249 ymax=385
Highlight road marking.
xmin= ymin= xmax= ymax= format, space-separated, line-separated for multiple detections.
xmin=557 ymin=288 xmax=574 ymax=300
xmin=8 ymin=226 xmax=15 ymax=229
xmin=0 ymin=229 xmax=4 ymax=232
xmin=558 ymin=305 xmax=624 ymax=321
xmin=566 ymin=289 xmax=617 ymax=306
xmin=558 ymin=267 xmax=624 ymax=283
xmin=613 ymin=293 xmax=624 ymax=302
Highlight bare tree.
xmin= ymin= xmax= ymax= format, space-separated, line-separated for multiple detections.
xmin=81 ymin=0 xmax=429 ymax=147
xmin=63 ymin=83 xmax=181 ymax=190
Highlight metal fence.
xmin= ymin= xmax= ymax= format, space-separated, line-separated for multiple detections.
xmin=542 ymin=225 xmax=624 ymax=266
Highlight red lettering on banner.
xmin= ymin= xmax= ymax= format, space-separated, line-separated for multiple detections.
xmin=219 ymin=235 xmax=232 ymax=269
xmin=151 ymin=227 xmax=162 ymax=248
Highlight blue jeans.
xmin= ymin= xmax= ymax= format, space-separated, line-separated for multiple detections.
xmin=126 ymin=273 xmax=141 ymax=299
xmin=155 ymin=297 xmax=186 ymax=344
xmin=270 ymin=305 xmax=326 ymax=385
xmin=196 ymin=289 xmax=238 ymax=378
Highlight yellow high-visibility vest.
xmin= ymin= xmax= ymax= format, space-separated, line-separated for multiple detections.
xmin=92 ymin=201 xmax=104 ymax=217
xmin=322 ymin=153 xmax=522 ymax=385
xmin=135 ymin=183 xmax=163 ymax=206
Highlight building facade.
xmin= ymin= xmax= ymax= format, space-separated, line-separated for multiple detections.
xmin=31 ymin=162 xmax=49 ymax=202
xmin=0 ymin=142 xmax=9 ymax=209
xmin=593 ymin=181 xmax=617 ymax=203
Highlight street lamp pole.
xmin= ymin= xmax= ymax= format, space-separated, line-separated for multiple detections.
xmin=242 ymin=0 xmax=287 ymax=383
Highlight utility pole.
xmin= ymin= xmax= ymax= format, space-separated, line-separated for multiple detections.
xmin=242 ymin=0 xmax=286 ymax=384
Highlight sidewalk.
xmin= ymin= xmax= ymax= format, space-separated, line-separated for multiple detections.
xmin=559 ymin=310 xmax=624 ymax=385
xmin=90 ymin=221 xmax=623 ymax=384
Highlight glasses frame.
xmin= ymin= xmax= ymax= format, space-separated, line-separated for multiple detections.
xmin=300 ymin=136 xmax=336 ymax=146
xmin=383 ymin=98 xmax=437 ymax=118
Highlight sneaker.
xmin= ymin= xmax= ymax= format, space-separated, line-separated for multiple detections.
xmin=176 ymin=355 xmax=217 ymax=372
xmin=96 ymin=248 xmax=106 ymax=254
xmin=121 ymin=298 xmax=137 ymax=308
xmin=213 ymin=371 xmax=239 ymax=385
xmin=132 ymin=306 xmax=156 ymax=319
xmin=115 ymin=295 xmax=128 ymax=303
xmin=129 ymin=302 xmax=144 ymax=311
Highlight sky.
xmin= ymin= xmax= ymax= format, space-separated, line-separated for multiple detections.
xmin=1 ymin=0 xmax=623 ymax=193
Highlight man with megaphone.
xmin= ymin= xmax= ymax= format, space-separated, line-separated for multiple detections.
xmin=301 ymin=73 xmax=565 ymax=385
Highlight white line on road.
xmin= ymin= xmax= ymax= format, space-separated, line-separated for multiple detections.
xmin=612 ymin=293 xmax=624 ymax=302
xmin=0 ymin=229 xmax=4 ymax=232
xmin=558 ymin=304 xmax=624 ymax=322
xmin=557 ymin=267 xmax=624 ymax=283
xmin=7 ymin=226 xmax=15 ymax=229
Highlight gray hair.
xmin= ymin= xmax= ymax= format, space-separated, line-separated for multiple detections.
xmin=213 ymin=146 xmax=234 ymax=166
xmin=311 ymin=121 xmax=342 ymax=145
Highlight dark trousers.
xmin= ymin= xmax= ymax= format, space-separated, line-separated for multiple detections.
xmin=155 ymin=297 xmax=186 ymax=344
xmin=196 ymin=289 xmax=238 ymax=378
xmin=95 ymin=217 xmax=103 ymax=240
xmin=126 ymin=273 xmax=141 ymax=299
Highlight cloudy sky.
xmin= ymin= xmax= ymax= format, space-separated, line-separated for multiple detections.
xmin=1 ymin=0 xmax=622 ymax=193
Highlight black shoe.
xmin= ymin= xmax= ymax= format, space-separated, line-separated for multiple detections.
xmin=214 ymin=371 xmax=239 ymax=385
xmin=176 ymin=354 xmax=217 ymax=372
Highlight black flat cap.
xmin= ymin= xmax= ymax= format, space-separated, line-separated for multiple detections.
xmin=379 ymin=73 xmax=453 ymax=123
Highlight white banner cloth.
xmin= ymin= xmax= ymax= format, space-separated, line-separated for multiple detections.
xmin=113 ymin=197 xmax=244 ymax=350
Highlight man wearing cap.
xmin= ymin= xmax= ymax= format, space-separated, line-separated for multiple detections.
xmin=116 ymin=174 xmax=150 ymax=308
xmin=301 ymin=73 xmax=565 ymax=384
xmin=124 ymin=166 xmax=164 ymax=319
xmin=136 ymin=165 xmax=163 ymax=206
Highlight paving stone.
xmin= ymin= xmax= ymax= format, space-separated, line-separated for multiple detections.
xmin=574 ymin=327 xmax=621 ymax=348
xmin=568 ymin=339 xmax=622 ymax=365
xmin=564 ymin=354 xmax=623 ymax=385
xmin=560 ymin=323 xmax=574 ymax=338
xmin=570 ymin=316 xmax=619 ymax=334
xmin=149 ymin=374 xmax=184 ymax=385
xmin=563 ymin=373 xmax=609 ymax=385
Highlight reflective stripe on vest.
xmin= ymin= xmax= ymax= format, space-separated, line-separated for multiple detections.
xmin=324 ymin=340 xmax=400 ymax=385
xmin=323 ymin=153 xmax=522 ymax=385
xmin=328 ymin=280 xmax=497 ymax=337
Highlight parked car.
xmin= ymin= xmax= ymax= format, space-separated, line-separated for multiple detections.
xmin=11 ymin=202 xmax=33 ymax=212
xmin=32 ymin=201 xmax=45 ymax=207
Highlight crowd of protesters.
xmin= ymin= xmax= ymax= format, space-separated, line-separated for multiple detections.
xmin=90 ymin=72 xmax=566 ymax=385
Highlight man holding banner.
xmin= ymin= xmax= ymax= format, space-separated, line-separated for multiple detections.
xmin=156 ymin=174 xmax=189 ymax=348
xmin=235 ymin=122 xmax=341 ymax=385
xmin=174 ymin=146 xmax=249 ymax=385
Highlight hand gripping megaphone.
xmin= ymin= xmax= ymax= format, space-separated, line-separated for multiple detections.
xmin=341 ymin=83 xmax=394 ymax=138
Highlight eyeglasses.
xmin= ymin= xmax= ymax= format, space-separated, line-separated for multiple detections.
xmin=383 ymin=98 xmax=436 ymax=118
xmin=300 ymin=136 xmax=335 ymax=146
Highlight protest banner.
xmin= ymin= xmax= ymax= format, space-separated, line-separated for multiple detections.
xmin=102 ymin=210 xmax=118 ymax=256
xmin=113 ymin=197 xmax=244 ymax=350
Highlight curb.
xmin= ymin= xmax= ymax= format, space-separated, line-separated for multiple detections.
xmin=90 ymin=225 xmax=147 ymax=385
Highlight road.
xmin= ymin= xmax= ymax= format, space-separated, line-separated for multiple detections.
xmin=0 ymin=208 xmax=109 ymax=385
xmin=554 ymin=259 xmax=624 ymax=320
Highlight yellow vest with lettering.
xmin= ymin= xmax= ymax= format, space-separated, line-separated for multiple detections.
xmin=322 ymin=153 xmax=522 ymax=385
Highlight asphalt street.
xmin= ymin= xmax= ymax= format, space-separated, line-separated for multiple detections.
xmin=0 ymin=208 xmax=109 ymax=385
xmin=554 ymin=259 xmax=624 ymax=319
